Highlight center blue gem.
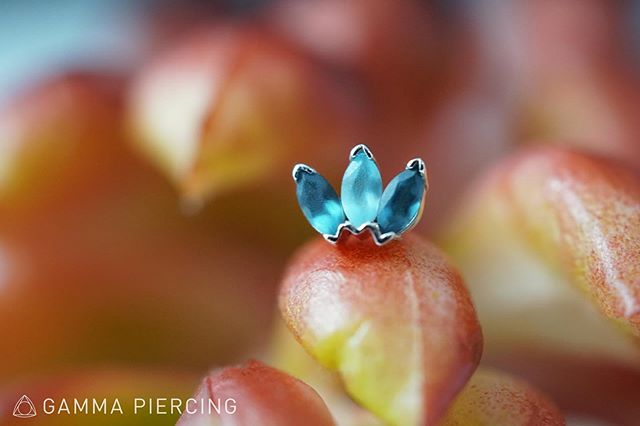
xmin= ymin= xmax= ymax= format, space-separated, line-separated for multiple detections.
xmin=341 ymin=150 xmax=382 ymax=228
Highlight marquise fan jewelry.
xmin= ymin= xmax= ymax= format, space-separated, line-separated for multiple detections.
xmin=292 ymin=144 xmax=428 ymax=246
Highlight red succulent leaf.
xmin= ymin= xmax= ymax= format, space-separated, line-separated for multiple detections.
xmin=441 ymin=367 xmax=565 ymax=426
xmin=279 ymin=235 xmax=482 ymax=425
xmin=178 ymin=360 xmax=334 ymax=426
xmin=128 ymin=25 xmax=360 ymax=202
xmin=443 ymin=145 xmax=640 ymax=375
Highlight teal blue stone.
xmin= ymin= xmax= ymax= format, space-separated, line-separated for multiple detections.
xmin=295 ymin=168 xmax=345 ymax=235
xmin=377 ymin=169 xmax=424 ymax=234
xmin=341 ymin=151 xmax=383 ymax=227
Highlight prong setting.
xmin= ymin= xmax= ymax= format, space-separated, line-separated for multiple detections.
xmin=292 ymin=163 xmax=316 ymax=182
xmin=349 ymin=144 xmax=375 ymax=161
xmin=322 ymin=221 xmax=399 ymax=246
xmin=294 ymin=145 xmax=427 ymax=246
xmin=406 ymin=158 xmax=429 ymax=191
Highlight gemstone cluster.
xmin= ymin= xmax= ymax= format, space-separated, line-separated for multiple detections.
xmin=293 ymin=144 xmax=428 ymax=245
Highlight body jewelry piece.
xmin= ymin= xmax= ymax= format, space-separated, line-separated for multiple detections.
xmin=293 ymin=144 xmax=428 ymax=245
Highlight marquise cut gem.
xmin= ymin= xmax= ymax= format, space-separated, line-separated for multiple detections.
xmin=376 ymin=169 xmax=424 ymax=234
xmin=341 ymin=151 xmax=383 ymax=228
xmin=295 ymin=168 xmax=345 ymax=235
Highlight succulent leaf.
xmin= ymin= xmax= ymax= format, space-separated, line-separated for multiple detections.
xmin=178 ymin=360 xmax=335 ymax=426
xmin=443 ymin=146 xmax=640 ymax=364
xmin=441 ymin=368 xmax=565 ymax=426
xmin=279 ymin=235 xmax=482 ymax=425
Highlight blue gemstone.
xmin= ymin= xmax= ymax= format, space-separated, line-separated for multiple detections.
xmin=341 ymin=150 xmax=383 ymax=227
xmin=294 ymin=166 xmax=345 ymax=235
xmin=377 ymin=169 xmax=425 ymax=234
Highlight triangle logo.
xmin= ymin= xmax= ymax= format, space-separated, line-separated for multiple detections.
xmin=12 ymin=395 xmax=37 ymax=418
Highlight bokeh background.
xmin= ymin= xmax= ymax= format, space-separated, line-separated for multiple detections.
xmin=1 ymin=0 xmax=640 ymax=425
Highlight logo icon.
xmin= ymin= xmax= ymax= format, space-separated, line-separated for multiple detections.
xmin=12 ymin=395 xmax=37 ymax=418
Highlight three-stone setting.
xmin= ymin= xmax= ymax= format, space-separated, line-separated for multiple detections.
xmin=293 ymin=144 xmax=428 ymax=245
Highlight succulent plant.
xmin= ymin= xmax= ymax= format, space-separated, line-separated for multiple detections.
xmin=2 ymin=2 xmax=640 ymax=425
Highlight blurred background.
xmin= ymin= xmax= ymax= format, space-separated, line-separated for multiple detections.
xmin=1 ymin=0 xmax=640 ymax=424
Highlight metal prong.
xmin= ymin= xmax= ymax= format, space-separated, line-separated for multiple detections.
xmin=406 ymin=158 xmax=425 ymax=174
xmin=349 ymin=144 xmax=375 ymax=161
xmin=323 ymin=234 xmax=339 ymax=244
xmin=363 ymin=222 xmax=398 ymax=246
xmin=322 ymin=222 xmax=351 ymax=245
xmin=322 ymin=220 xmax=399 ymax=246
xmin=292 ymin=164 xmax=316 ymax=182
xmin=372 ymin=231 xmax=398 ymax=246
xmin=406 ymin=158 xmax=428 ymax=189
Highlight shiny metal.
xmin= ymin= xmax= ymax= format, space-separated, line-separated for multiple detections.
xmin=292 ymin=163 xmax=316 ymax=182
xmin=398 ymin=158 xmax=428 ymax=235
xmin=322 ymin=221 xmax=398 ymax=246
xmin=349 ymin=144 xmax=375 ymax=161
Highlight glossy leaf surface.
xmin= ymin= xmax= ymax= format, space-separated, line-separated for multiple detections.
xmin=279 ymin=235 xmax=482 ymax=425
